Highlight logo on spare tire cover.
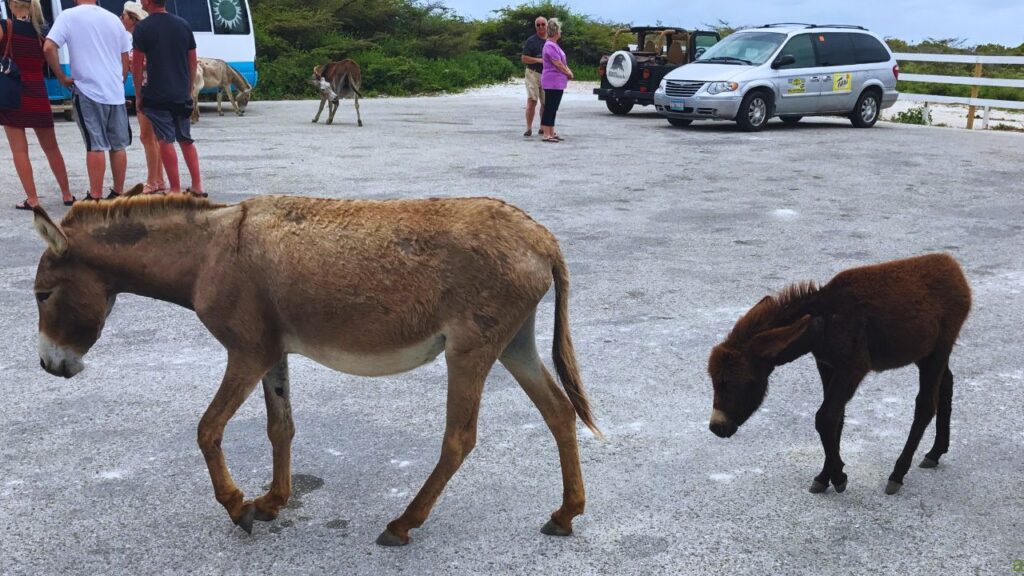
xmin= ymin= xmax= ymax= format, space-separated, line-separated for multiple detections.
xmin=606 ymin=51 xmax=633 ymax=88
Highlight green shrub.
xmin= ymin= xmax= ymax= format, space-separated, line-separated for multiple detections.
xmin=890 ymin=106 xmax=929 ymax=125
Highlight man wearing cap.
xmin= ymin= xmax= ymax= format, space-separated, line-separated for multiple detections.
xmin=520 ymin=16 xmax=546 ymax=137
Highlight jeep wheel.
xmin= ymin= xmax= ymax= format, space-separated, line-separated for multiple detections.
xmin=667 ymin=117 xmax=692 ymax=127
xmin=736 ymin=91 xmax=770 ymax=132
xmin=780 ymin=115 xmax=802 ymax=125
xmin=850 ymin=90 xmax=880 ymax=128
xmin=606 ymin=97 xmax=635 ymax=115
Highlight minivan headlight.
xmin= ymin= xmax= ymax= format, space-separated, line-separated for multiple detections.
xmin=657 ymin=79 xmax=667 ymax=93
xmin=706 ymin=82 xmax=739 ymax=95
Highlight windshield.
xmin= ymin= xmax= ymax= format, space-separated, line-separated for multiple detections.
xmin=695 ymin=31 xmax=786 ymax=65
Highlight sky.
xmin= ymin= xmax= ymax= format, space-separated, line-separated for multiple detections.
xmin=441 ymin=0 xmax=1024 ymax=47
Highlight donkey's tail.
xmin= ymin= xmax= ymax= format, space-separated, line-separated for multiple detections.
xmin=552 ymin=254 xmax=602 ymax=438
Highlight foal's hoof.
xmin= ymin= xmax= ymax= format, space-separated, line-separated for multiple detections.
xmin=884 ymin=480 xmax=903 ymax=495
xmin=918 ymin=457 xmax=939 ymax=469
xmin=833 ymin=479 xmax=848 ymax=493
xmin=375 ymin=529 xmax=409 ymax=547
xmin=540 ymin=519 xmax=572 ymax=537
xmin=233 ymin=505 xmax=256 ymax=534
xmin=808 ymin=480 xmax=828 ymax=494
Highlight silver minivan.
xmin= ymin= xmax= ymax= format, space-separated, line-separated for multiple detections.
xmin=653 ymin=24 xmax=899 ymax=131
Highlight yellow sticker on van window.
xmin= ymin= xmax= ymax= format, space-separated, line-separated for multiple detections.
xmin=787 ymin=78 xmax=806 ymax=94
xmin=833 ymin=73 xmax=852 ymax=93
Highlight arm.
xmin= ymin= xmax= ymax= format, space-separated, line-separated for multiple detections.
xmin=43 ymin=39 xmax=73 ymax=87
xmin=121 ymin=51 xmax=129 ymax=83
xmin=132 ymin=49 xmax=145 ymax=111
xmin=188 ymin=49 xmax=197 ymax=97
xmin=520 ymin=54 xmax=543 ymax=65
xmin=553 ymin=58 xmax=573 ymax=79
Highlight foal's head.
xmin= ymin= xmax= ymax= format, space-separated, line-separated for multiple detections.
xmin=31 ymin=208 xmax=117 ymax=378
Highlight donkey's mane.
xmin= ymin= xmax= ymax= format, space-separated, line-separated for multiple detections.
xmin=728 ymin=280 xmax=819 ymax=342
xmin=60 ymin=194 xmax=226 ymax=228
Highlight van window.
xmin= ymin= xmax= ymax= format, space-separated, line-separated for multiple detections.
xmin=98 ymin=0 xmax=127 ymax=18
xmin=210 ymin=0 xmax=249 ymax=35
xmin=166 ymin=0 xmax=212 ymax=32
xmin=815 ymin=32 xmax=855 ymax=67
xmin=777 ymin=34 xmax=816 ymax=69
xmin=851 ymin=33 xmax=890 ymax=63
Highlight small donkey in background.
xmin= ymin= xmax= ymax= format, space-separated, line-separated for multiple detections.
xmin=707 ymin=253 xmax=971 ymax=496
xmin=311 ymin=59 xmax=363 ymax=126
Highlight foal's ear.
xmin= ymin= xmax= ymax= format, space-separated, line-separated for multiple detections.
xmin=32 ymin=206 xmax=69 ymax=256
xmin=750 ymin=314 xmax=813 ymax=364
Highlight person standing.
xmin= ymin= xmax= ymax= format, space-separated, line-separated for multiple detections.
xmin=520 ymin=16 xmax=546 ymax=137
xmin=132 ymin=0 xmax=204 ymax=197
xmin=540 ymin=18 xmax=572 ymax=143
xmin=120 ymin=1 xmax=164 ymax=194
xmin=1 ymin=0 xmax=73 ymax=209
xmin=43 ymin=0 xmax=132 ymax=201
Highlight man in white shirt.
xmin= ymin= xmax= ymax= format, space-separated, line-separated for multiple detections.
xmin=43 ymin=0 xmax=132 ymax=200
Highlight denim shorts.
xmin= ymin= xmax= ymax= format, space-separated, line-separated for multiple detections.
xmin=73 ymin=91 xmax=132 ymax=152
xmin=143 ymin=102 xmax=193 ymax=144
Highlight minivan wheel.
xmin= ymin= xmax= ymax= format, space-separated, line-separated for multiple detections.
xmin=850 ymin=90 xmax=880 ymax=128
xmin=667 ymin=117 xmax=692 ymax=127
xmin=606 ymin=97 xmax=635 ymax=115
xmin=736 ymin=91 xmax=770 ymax=131
xmin=780 ymin=115 xmax=802 ymax=125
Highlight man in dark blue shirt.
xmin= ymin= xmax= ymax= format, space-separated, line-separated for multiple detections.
xmin=520 ymin=16 xmax=546 ymax=137
xmin=132 ymin=0 xmax=205 ymax=197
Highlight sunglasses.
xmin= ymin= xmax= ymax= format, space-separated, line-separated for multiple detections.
xmin=536 ymin=23 xmax=546 ymax=27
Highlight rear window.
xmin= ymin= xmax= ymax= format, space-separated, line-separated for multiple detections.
xmin=815 ymin=32 xmax=855 ymax=67
xmin=851 ymin=33 xmax=890 ymax=63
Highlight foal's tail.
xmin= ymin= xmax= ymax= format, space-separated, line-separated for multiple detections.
xmin=552 ymin=255 xmax=602 ymax=438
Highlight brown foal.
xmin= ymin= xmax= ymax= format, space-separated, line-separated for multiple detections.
xmin=30 ymin=194 xmax=600 ymax=545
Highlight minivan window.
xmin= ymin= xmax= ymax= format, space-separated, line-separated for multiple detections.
xmin=777 ymin=34 xmax=816 ymax=69
xmin=165 ymin=0 xmax=213 ymax=32
xmin=851 ymin=33 xmax=890 ymax=63
xmin=696 ymin=32 xmax=786 ymax=65
xmin=815 ymin=32 xmax=856 ymax=66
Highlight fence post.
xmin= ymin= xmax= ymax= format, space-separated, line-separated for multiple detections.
xmin=966 ymin=62 xmax=983 ymax=129
xmin=922 ymin=101 xmax=932 ymax=125
xmin=982 ymin=106 xmax=991 ymax=129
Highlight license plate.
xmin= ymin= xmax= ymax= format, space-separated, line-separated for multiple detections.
xmin=670 ymin=99 xmax=686 ymax=111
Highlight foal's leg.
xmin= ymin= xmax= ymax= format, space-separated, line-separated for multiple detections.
xmin=811 ymin=367 xmax=865 ymax=494
xmin=376 ymin=346 xmax=495 ymax=546
xmin=499 ymin=312 xmax=585 ymax=536
xmin=327 ymin=100 xmax=338 ymax=124
xmin=921 ymin=368 xmax=954 ymax=468
xmin=252 ymin=357 xmax=295 ymax=522
xmin=354 ymin=95 xmax=363 ymax=127
xmin=312 ymin=97 xmax=327 ymax=123
xmin=886 ymin=348 xmax=950 ymax=494
xmin=197 ymin=354 xmax=272 ymax=533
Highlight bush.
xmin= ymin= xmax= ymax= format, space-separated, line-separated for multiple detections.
xmin=890 ymin=106 xmax=929 ymax=125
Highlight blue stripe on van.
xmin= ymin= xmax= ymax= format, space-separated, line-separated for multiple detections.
xmin=47 ymin=62 xmax=258 ymax=101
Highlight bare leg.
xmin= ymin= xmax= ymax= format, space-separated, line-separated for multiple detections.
xmin=4 ymin=126 xmax=40 ymax=206
xmin=312 ymin=98 xmax=327 ymax=123
xmin=253 ymin=357 xmax=295 ymax=521
xmin=197 ymin=354 xmax=270 ymax=532
xmin=137 ymin=114 xmax=164 ymax=189
xmin=159 ymin=141 xmax=181 ymax=193
xmin=377 ymin=347 xmax=494 ymax=546
xmin=921 ymin=368 xmax=954 ymax=467
xmin=34 ymin=127 xmax=72 ymax=200
xmin=499 ymin=312 xmax=586 ymax=536
xmin=179 ymin=141 xmax=203 ymax=193
xmin=525 ymin=98 xmax=537 ymax=133
xmin=886 ymin=348 xmax=950 ymax=494
xmin=85 ymin=150 xmax=106 ymax=199
xmin=109 ymin=149 xmax=127 ymax=195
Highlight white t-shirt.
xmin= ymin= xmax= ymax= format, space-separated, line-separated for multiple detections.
xmin=47 ymin=4 xmax=131 ymax=105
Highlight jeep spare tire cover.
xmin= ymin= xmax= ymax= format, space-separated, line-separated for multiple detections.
xmin=605 ymin=50 xmax=635 ymax=88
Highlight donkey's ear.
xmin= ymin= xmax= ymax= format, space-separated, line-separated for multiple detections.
xmin=32 ymin=206 xmax=69 ymax=255
xmin=750 ymin=314 xmax=813 ymax=364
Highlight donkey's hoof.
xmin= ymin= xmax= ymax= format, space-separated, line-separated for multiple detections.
xmin=808 ymin=480 xmax=828 ymax=494
xmin=375 ymin=529 xmax=409 ymax=547
xmin=540 ymin=519 xmax=572 ymax=537
xmin=919 ymin=457 xmax=939 ymax=469
xmin=233 ymin=505 xmax=256 ymax=534
xmin=885 ymin=480 xmax=903 ymax=495
xmin=833 ymin=479 xmax=848 ymax=493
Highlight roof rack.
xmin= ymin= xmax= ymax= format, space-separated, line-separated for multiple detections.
xmin=817 ymin=24 xmax=868 ymax=30
xmin=759 ymin=23 xmax=816 ymax=28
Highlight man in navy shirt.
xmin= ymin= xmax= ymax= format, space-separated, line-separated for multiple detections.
xmin=132 ymin=0 xmax=205 ymax=196
xmin=520 ymin=16 xmax=546 ymax=137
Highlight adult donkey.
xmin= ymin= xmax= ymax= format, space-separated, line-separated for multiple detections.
xmin=190 ymin=57 xmax=253 ymax=123
xmin=310 ymin=59 xmax=363 ymax=126
xmin=30 ymin=195 xmax=599 ymax=545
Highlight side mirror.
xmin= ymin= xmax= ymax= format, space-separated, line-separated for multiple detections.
xmin=772 ymin=54 xmax=796 ymax=69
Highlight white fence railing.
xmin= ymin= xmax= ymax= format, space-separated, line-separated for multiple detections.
xmin=894 ymin=52 xmax=1024 ymax=128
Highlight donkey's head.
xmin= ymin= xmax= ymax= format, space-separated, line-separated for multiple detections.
xmin=707 ymin=314 xmax=814 ymax=438
xmin=32 ymin=208 xmax=117 ymax=378
xmin=236 ymin=88 xmax=252 ymax=115
xmin=310 ymin=65 xmax=338 ymax=102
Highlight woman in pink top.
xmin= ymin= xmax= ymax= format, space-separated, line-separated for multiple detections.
xmin=539 ymin=18 xmax=573 ymax=143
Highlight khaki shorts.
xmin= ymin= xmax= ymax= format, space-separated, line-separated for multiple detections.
xmin=525 ymin=69 xmax=545 ymax=103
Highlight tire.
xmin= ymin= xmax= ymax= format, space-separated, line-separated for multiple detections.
xmin=780 ymin=115 xmax=802 ymax=125
xmin=736 ymin=90 xmax=771 ymax=132
xmin=850 ymin=90 xmax=881 ymax=128
xmin=605 ymin=50 xmax=637 ymax=89
xmin=63 ymin=107 xmax=74 ymax=122
xmin=667 ymin=117 xmax=692 ymax=127
xmin=606 ymin=97 xmax=635 ymax=115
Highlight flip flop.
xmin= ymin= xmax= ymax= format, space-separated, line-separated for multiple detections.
xmin=542 ymin=137 xmax=559 ymax=143
xmin=523 ymin=129 xmax=532 ymax=137
xmin=82 ymin=193 xmax=103 ymax=202
xmin=106 ymin=189 xmax=122 ymax=199
xmin=15 ymin=200 xmax=38 ymax=211
xmin=63 ymin=196 xmax=76 ymax=206
xmin=185 ymin=188 xmax=209 ymax=198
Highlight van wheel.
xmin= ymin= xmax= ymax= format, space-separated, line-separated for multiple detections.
xmin=780 ymin=115 xmax=802 ymax=125
xmin=736 ymin=91 xmax=770 ymax=132
xmin=667 ymin=117 xmax=692 ymax=127
xmin=606 ymin=97 xmax=635 ymax=115
xmin=850 ymin=90 xmax=880 ymax=128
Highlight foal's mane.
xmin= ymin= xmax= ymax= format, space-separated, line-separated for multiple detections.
xmin=728 ymin=281 xmax=819 ymax=342
xmin=60 ymin=194 xmax=225 ymax=229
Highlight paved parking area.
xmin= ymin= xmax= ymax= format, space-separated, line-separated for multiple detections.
xmin=1 ymin=89 xmax=1022 ymax=575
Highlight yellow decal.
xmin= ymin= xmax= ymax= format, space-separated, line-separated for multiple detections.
xmin=833 ymin=73 xmax=852 ymax=93
xmin=787 ymin=77 xmax=806 ymax=94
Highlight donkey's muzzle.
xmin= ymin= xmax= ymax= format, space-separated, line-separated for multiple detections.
xmin=709 ymin=420 xmax=737 ymax=438
xmin=39 ymin=356 xmax=83 ymax=378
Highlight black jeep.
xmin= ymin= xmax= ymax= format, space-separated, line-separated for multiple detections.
xmin=594 ymin=27 xmax=720 ymax=114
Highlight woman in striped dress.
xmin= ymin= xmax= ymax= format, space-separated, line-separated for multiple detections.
xmin=0 ymin=0 xmax=73 ymax=210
